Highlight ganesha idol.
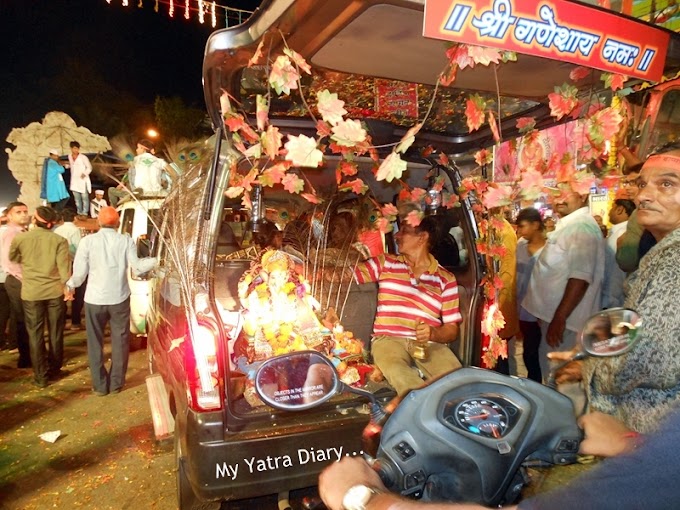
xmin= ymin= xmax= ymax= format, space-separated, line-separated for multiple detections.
xmin=232 ymin=249 xmax=371 ymax=407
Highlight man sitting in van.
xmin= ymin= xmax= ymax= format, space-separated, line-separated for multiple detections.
xmin=353 ymin=215 xmax=462 ymax=395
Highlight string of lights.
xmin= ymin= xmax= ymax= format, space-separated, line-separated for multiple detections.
xmin=104 ymin=0 xmax=253 ymax=28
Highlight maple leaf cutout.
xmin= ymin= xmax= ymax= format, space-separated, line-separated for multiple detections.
xmin=410 ymin=188 xmax=427 ymax=202
xmin=281 ymin=173 xmax=304 ymax=194
xmin=283 ymin=48 xmax=312 ymax=75
xmin=446 ymin=44 xmax=475 ymax=70
xmin=570 ymin=171 xmax=597 ymax=195
xmin=518 ymin=170 xmax=544 ymax=200
xmin=601 ymin=73 xmax=628 ymax=91
xmin=488 ymin=111 xmax=500 ymax=144
xmin=467 ymin=45 xmax=502 ymax=66
xmin=376 ymin=152 xmax=407 ymax=182
xmin=442 ymin=192 xmax=460 ymax=208
xmin=248 ymin=39 xmax=266 ymax=67
xmin=481 ymin=184 xmax=513 ymax=209
xmin=474 ymin=148 xmax=492 ymax=167
xmin=381 ymin=203 xmax=399 ymax=220
xmin=316 ymin=120 xmax=333 ymax=138
xmin=301 ymin=193 xmax=321 ymax=204
xmin=340 ymin=160 xmax=358 ymax=176
xmin=269 ymin=55 xmax=300 ymax=95
xmin=586 ymin=107 xmax=623 ymax=148
xmin=261 ymin=125 xmax=283 ymax=159
xmin=339 ymin=178 xmax=368 ymax=194
xmin=396 ymin=123 xmax=423 ymax=154
xmin=569 ymin=66 xmax=592 ymax=82
xmin=548 ymin=84 xmax=579 ymax=120
xmin=516 ymin=117 xmax=536 ymax=134
xmin=465 ymin=95 xmax=486 ymax=132
xmin=256 ymin=95 xmax=269 ymax=131
xmin=284 ymin=135 xmax=323 ymax=168
xmin=259 ymin=163 xmax=288 ymax=187
xmin=317 ymin=89 xmax=347 ymax=126
xmin=331 ymin=119 xmax=367 ymax=147
xmin=405 ymin=210 xmax=424 ymax=227
xmin=225 ymin=186 xmax=244 ymax=198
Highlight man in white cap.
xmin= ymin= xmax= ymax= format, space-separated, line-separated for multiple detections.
xmin=90 ymin=189 xmax=107 ymax=219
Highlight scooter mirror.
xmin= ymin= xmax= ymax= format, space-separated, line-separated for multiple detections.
xmin=580 ymin=308 xmax=642 ymax=357
xmin=254 ymin=351 xmax=340 ymax=411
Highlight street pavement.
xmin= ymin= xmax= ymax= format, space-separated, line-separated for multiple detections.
xmin=0 ymin=327 xmax=176 ymax=509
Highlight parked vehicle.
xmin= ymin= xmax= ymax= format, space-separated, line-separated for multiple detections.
xmin=145 ymin=0 xmax=680 ymax=508
xmin=116 ymin=197 xmax=163 ymax=337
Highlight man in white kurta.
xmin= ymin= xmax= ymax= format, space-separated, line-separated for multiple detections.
xmin=68 ymin=141 xmax=92 ymax=217
xmin=522 ymin=187 xmax=604 ymax=380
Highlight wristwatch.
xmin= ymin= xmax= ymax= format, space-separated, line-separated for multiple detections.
xmin=342 ymin=484 xmax=381 ymax=510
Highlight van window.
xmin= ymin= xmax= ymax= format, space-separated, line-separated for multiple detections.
xmin=121 ymin=209 xmax=134 ymax=236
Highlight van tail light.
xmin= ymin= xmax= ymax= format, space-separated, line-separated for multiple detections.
xmin=185 ymin=317 xmax=223 ymax=411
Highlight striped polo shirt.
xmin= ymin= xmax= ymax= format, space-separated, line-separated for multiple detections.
xmin=354 ymin=253 xmax=462 ymax=339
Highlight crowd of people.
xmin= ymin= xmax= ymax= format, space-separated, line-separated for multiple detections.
xmin=0 ymin=138 xmax=163 ymax=394
xmin=317 ymin=142 xmax=680 ymax=509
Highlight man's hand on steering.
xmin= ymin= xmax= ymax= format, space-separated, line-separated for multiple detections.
xmin=578 ymin=412 xmax=639 ymax=457
xmin=319 ymin=457 xmax=386 ymax=510
xmin=547 ymin=350 xmax=583 ymax=384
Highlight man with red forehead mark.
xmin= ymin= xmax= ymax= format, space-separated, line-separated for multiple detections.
xmin=575 ymin=143 xmax=680 ymax=434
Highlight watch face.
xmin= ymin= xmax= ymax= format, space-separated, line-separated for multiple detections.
xmin=342 ymin=484 xmax=374 ymax=510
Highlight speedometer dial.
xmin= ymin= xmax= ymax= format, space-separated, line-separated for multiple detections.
xmin=454 ymin=399 xmax=509 ymax=439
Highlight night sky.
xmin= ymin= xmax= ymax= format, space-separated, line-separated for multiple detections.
xmin=1 ymin=0 xmax=260 ymax=206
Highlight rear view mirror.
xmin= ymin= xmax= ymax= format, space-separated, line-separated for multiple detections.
xmin=255 ymin=351 xmax=339 ymax=411
xmin=580 ymin=308 xmax=642 ymax=357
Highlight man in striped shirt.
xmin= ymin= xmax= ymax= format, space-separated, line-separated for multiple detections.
xmin=354 ymin=216 xmax=462 ymax=395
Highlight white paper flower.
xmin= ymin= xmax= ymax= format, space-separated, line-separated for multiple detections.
xmin=284 ymin=135 xmax=323 ymax=168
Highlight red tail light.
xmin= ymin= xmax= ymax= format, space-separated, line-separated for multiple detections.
xmin=184 ymin=318 xmax=223 ymax=411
